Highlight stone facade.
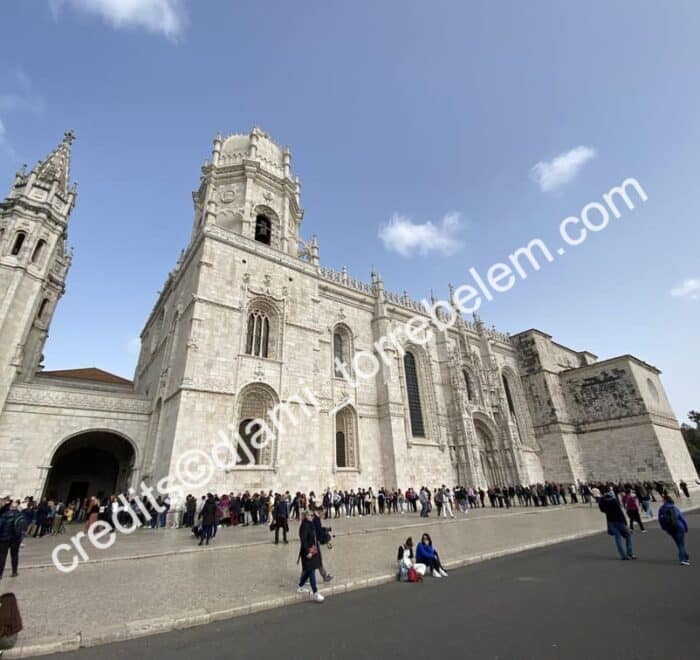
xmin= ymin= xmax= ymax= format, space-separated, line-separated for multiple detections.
xmin=0 ymin=129 xmax=696 ymax=500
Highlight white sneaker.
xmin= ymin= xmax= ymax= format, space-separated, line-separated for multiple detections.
xmin=433 ymin=571 xmax=443 ymax=578
xmin=312 ymin=591 xmax=325 ymax=602
xmin=297 ymin=586 xmax=310 ymax=593
xmin=439 ymin=569 xmax=448 ymax=577
xmin=681 ymin=561 xmax=690 ymax=566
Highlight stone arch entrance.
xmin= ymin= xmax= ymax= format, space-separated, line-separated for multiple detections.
xmin=43 ymin=430 xmax=136 ymax=503
xmin=474 ymin=418 xmax=515 ymax=487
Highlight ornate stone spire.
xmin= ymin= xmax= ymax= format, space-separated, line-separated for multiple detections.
xmin=34 ymin=130 xmax=75 ymax=194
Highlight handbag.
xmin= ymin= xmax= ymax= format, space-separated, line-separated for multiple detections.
xmin=308 ymin=544 xmax=319 ymax=558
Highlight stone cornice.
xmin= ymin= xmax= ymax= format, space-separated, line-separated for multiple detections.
xmin=6 ymin=384 xmax=151 ymax=415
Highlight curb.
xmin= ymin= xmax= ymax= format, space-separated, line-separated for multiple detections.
xmin=3 ymin=525 xmax=606 ymax=658
xmin=7 ymin=504 xmax=697 ymax=658
xmin=20 ymin=503 xmax=578 ymax=571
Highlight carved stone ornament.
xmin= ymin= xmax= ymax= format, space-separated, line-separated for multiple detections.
xmin=219 ymin=189 xmax=235 ymax=204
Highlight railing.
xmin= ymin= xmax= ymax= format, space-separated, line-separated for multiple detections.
xmin=318 ymin=266 xmax=373 ymax=295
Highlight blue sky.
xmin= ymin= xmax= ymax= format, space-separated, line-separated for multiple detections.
xmin=1 ymin=1 xmax=698 ymax=422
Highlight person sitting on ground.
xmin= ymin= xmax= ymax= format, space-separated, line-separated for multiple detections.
xmin=397 ymin=536 xmax=426 ymax=581
xmin=415 ymin=532 xmax=448 ymax=578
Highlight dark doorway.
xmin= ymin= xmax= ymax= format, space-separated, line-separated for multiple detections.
xmin=43 ymin=431 xmax=135 ymax=503
xmin=254 ymin=214 xmax=272 ymax=245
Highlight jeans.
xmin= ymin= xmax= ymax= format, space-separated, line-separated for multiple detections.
xmin=420 ymin=501 xmax=428 ymax=517
xmin=608 ymin=521 xmax=634 ymax=559
xmin=670 ymin=531 xmax=690 ymax=563
xmin=274 ymin=518 xmax=288 ymax=543
xmin=299 ymin=568 xmax=318 ymax=593
xmin=641 ymin=500 xmax=653 ymax=518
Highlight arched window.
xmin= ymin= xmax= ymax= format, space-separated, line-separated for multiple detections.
xmin=336 ymin=431 xmax=346 ymax=468
xmin=502 ymin=375 xmax=516 ymax=416
xmin=236 ymin=383 xmax=278 ymax=467
xmin=246 ymin=310 xmax=270 ymax=358
xmin=404 ymin=351 xmax=425 ymax=437
xmin=333 ymin=332 xmax=345 ymax=376
xmin=463 ymin=369 xmax=474 ymax=402
xmin=11 ymin=231 xmax=26 ymax=256
xmin=254 ymin=214 xmax=271 ymax=245
xmin=31 ymin=239 xmax=47 ymax=264
xmin=334 ymin=405 xmax=357 ymax=468
xmin=333 ymin=325 xmax=352 ymax=378
xmin=38 ymin=298 xmax=49 ymax=320
xmin=238 ymin=420 xmax=262 ymax=466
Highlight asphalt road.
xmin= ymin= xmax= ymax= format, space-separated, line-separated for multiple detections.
xmin=46 ymin=511 xmax=699 ymax=660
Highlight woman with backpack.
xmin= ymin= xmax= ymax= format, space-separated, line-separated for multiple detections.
xmin=415 ymin=532 xmax=448 ymax=578
xmin=658 ymin=495 xmax=690 ymax=565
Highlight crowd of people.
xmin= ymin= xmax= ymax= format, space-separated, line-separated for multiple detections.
xmin=0 ymin=478 xmax=693 ymax=595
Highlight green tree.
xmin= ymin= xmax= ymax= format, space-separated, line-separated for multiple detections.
xmin=681 ymin=411 xmax=700 ymax=472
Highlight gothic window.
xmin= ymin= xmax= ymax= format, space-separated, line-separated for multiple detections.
xmin=246 ymin=310 xmax=270 ymax=358
xmin=336 ymin=431 xmax=346 ymax=468
xmin=463 ymin=369 xmax=474 ymax=402
xmin=11 ymin=232 xmax=26 ymax=256
xmin=333 ymin=333 xmax=344 ymax=376
xmin=254 ymin=214 xmax=271 ymax=245
xmin=334 ymin=405 xmax=357 ymax=468
xmin=31 ymin=239 xmax=47 ymax=264
xmin=404 ymin=351 xmax=425 ymax=437
xmin=332 ymin=324 xmax=352 ymax=378
xmin=238 ymin=420 xmax=262 ymax=466
xmin=236 ymin=383 xmax=278 ymax=467
xmin=502 ymin=374 xmax=516 ymax=416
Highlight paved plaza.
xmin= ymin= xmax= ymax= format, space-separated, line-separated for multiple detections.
xmin=43 ymin=510 xmax=700 ymax=660
xmin=3 ymin=500 xmax=696 ymax=657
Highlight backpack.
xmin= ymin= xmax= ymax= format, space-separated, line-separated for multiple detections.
xmin=407 ymin=567 xmax=422 ymax=583
xmin=659 ymin=505 xmax=679 ymax=533
xmin=13 ymin=512 xmax=28 ymax=539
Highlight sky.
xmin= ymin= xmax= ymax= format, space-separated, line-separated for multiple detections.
xmin=0 ymin=1 xmax=698 ymax=422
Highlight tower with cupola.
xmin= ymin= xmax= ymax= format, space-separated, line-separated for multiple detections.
xmin=0 ymin=131 xmax=76 ymax=411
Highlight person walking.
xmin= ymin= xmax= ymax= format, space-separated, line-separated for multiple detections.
xmin=622 ymin=488 xmax=645 ymax=532
xmin=273 ymin=494 xmax=289 ymax=544
xmin=297 ymin=510 xmax=324 ymax=602
xmin=198 ymin=493 xmax=216 ymax=546
xmin=658 ymin=495 xmax=690 ymax=565
xmin=598 ymin=487 xmax=636 ymax=561
xmin=0 ymin=498 xmax=25 ymax=580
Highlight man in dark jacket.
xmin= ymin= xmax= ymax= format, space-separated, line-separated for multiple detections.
xmin=0 ymin=498 xmax=25 ymax=579
xmin=273 ymin=494 xmax=289 ymax=544
xmin=658 ymin=495 xmax=690 ymax=565
xmin=198 ymin=493 xmax=216 ymax=546
xmin=599 ymin=487 xmax=636 ymax=560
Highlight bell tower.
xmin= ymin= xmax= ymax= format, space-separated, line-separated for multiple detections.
xmin=0 ymin=131 xmax=76 ymax=411
xmin=189 ymin=127 xmax=304 ymax=257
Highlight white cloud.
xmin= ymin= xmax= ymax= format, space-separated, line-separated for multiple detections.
xmin=531 ymin=145 xmax=596 ymax=192
xmin=379 ymin=211 xmax=463 ymax=257
xmin=0 ymin=67 xmax=44 ymax=156
xmin=670 ymin=278 xmax=700 ymax=301
xmin=50 ymin=0 xmax=187 ymax=40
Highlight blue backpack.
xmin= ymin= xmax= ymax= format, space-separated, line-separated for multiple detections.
xmin=659 ymin=505 xmax=679 ymax=533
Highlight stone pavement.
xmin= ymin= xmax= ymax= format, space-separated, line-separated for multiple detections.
xmin=3 ymin=500 xmax=696 ymax=658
